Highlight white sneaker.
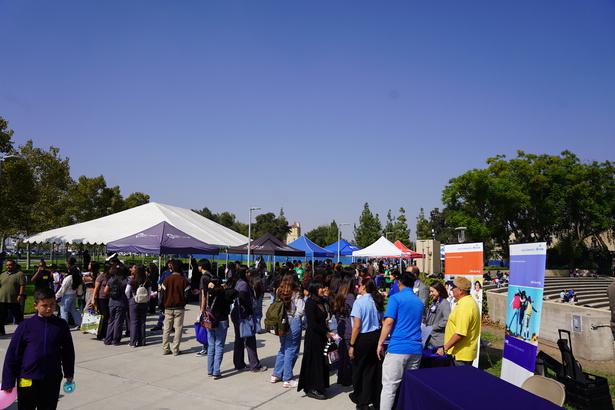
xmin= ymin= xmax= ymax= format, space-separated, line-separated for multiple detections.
xmin=282 ymin=380 xmax=298 ymax=388
xmin=270 ymin=375 xmax=281 ymax=383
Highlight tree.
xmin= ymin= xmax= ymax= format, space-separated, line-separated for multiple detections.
xmin=416 ymin=208 xmax=430 ymax=240
xmin=0 ymin=117 xmax=14 ymax=153
xmin=63 ymin=175 xmax=127 ymax=224
xmin=383 ymin=209 xmax=395 ymax=240
xmin=393 ymin=207 xmax=410 ymax=243
xmin=0 ymin=157 xmax=36 ymax=241
xmin=253 ymin=209 xmax=290 ymax=241
xmin=326 ymin=220 xmax=339 ymax=245
xmin=306 ymin=225 xmax=330 ymax=247
xmin=354 ymin=203 xmax=382 ymax=248
xmin=124 ymin=192 xmax=150 ymax=209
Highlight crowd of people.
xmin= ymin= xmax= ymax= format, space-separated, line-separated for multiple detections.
xmin=0 ymin=255 xmax=485 ymax=410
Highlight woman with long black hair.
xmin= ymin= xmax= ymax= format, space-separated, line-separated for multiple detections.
xmin=349 ymin=277 xmax=384 ymax=409
xmin=424 ymin=281 xmax=451 ymax=349
xmin=331 ymin=276 xmax=356 ymax=386
xmin=126 ymin=264 xmax=150 ymax=347
xmin=229 ymin=268 xmax=267 ymax=372
xmin=297 ymin=280 xmax=334 ymax=400
xmin=56 ymin=266 xmax=84 ymax=330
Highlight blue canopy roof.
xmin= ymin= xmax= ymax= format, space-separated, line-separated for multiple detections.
xmin=288 ymin=235 xmax=335 ymax=258
xmin=324 ymin=239 xmax=361 ymax=256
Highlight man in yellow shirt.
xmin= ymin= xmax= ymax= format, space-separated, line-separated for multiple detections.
xmin=436 ymin=276 xmax=480 ymax=365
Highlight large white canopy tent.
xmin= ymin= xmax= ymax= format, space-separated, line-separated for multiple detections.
xmin=24 ymin=202 xmax=248 ymax=248
xmin=351 ymin=236 xmax=404 ymax=258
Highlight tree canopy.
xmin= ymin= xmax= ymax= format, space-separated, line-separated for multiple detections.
xmin=354 ymin=202 xmax=382 ymax=248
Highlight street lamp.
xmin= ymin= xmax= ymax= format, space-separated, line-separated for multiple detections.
xmin=247 ymin=207 xmax=261 ymax=267
xmin=455 ymin=227 xmax=467 ymax=244
xmin=337 ymin=223 xmax=350 ymax=264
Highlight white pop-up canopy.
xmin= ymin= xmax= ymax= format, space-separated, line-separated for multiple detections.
xmin=24 ymin=202 xmax=248 ymax=248
xmin=351 ymin=236 xmax=404 ymax=258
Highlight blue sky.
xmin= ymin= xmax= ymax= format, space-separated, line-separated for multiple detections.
xmin=1 ymin=0 xmax=614 ymax=239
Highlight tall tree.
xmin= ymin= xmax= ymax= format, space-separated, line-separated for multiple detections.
xmin=416 ymin=208 xmax=430 ymax=240
xmin=326 ymin=220 xmax=339 ymax=245
xmin=393 ymin=207 xmax=410 ymax=243
xmin=253 ymin=209 xmax=290 ymax=241
xmin=0 ymin=117 xmax=14 ymax=153
xmin=306 ymin=225 xmax=330 ymax=247
xmin=354 ymin=203 xmax=382 ymax=248
xmin=124 ymin=192 xmax=150 ymax=209
xmin=383 ymin=209 xmax=395 ymax=240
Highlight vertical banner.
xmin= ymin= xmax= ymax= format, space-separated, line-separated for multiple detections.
xmin=501 ymin=242 xmax=547 ymax=387
xmin=444 ymin=242 xmax=484 ymax=367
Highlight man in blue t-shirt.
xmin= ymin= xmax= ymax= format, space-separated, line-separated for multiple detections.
xmin=377 ymin=270 xmax=424 ymax=410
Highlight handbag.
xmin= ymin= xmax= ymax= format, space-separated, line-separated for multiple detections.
xmin=237 ymin=296 xmax=255 ymax=338
xmin=194 ymin=316 xmax=209 ymax=346
xmin=203 ymin=292 xmax=218 ymax=329
xmin=324 ymin=340 xmax=340 ymax=365
xmin=80 ymin=308 xmax=102 ymax=335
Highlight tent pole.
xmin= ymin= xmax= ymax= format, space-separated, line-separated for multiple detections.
xmin=26 ymin=243 xmax=31 ymax=269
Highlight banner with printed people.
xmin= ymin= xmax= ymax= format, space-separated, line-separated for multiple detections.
xmin=444 ymin=242 xmax=484 ymax=367
xmin=500 ymin=242 xmax=547 ymax=387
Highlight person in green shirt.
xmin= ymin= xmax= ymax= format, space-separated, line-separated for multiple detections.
xmin=294 ymin=262 xmax=305 ymax=282
xmin=0 ymin=260 xmax=26 ymax=335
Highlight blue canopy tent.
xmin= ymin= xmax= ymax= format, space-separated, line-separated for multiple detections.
xmin=325 ymin=238 xmax=361 ymax=262
xmin=288 ymin=235 xmax=334 ymax=269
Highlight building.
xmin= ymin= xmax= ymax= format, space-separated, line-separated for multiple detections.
xmin=285 ymin=222 xmax=301 ymax=244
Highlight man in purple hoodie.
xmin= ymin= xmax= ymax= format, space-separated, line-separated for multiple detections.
xmin=2 ymin=287 xmax=75 ymax=409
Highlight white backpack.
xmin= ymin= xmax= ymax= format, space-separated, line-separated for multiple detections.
xmin=134 ymin=284 xmax=149 ymax=304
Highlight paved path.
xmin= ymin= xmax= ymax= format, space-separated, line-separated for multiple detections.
xmin=0 ymin=300 xmax=356 ymax=410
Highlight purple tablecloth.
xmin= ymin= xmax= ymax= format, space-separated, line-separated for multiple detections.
xmin=397 ymin=366 xmax=562 ymax=410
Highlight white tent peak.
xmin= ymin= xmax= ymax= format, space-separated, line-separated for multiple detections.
xmin=24 ymin=202 xmax=248 ymax=247
xmin=351 ymin=236 xmax=404 ymax=258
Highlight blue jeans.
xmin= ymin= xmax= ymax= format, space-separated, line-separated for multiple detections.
xmin=60 ymin=294 xmax=82 ymax=326
xmin=273 ymin=317 xmax=302 ymax=381
xmin=207 ymin=321 xmax=229 ymax=376
xmin=254 ymin=296 xmax=264 ymax=333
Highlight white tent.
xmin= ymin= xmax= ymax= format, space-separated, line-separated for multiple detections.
xmin=24 ymin=202 xmax=248 ymax=248
xmin=351 ymin=236 xmax=404 ymax=258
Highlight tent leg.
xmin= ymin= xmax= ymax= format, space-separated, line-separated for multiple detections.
xmin=26 ymin=243 xmax=31 ymax=269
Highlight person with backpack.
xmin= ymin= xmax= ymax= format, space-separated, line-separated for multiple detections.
xmin=126 ymin=264 xmax=150 ymax=347
xmin=103 ymin=267 xmax=128 ymax=345
xmin=204 ymin=277 xmax=237 ymax=379
xmin=55 ymin=266 xmax=84 ymax=331
xmin=269 ymin=274 xmax=304 ymax=388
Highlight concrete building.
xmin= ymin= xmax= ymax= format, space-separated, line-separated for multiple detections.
xmin=285 ymin=221 xmax=301 ymax=244
xmin=416 ymin=239 xmax=441 ymax=275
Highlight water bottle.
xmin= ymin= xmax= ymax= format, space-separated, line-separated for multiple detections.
xmin=63 ymin=380 xmax=76 ymax=394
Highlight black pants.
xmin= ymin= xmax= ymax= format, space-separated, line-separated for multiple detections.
xmin=0 ymin=302 xmax=24 ymax=334
xmin=129 ymin=301 xmax=148 ymax=346
xmin=95 ymin=298 xmax=110 ymax=340
xmin=352 ymin=329 xmax=382 ymax=409
xmin=17 ymin=374 xmax=62 ymax=410
xmin=231 ymin=317 xmax=261 ymax=370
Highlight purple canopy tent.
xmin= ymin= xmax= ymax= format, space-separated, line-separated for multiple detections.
xmin=106 ymin=221 xmax=219 ymax=255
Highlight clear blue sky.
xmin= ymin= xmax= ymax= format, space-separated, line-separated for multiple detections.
xmin=1 ymin=1 xmax=614 ymax=239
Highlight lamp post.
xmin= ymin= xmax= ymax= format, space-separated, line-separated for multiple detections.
xmin=247 ymin=207 xmax=261 ymax=267
xmin=337 ymin=223 xmax=350 ymax=264
xmin=455 ymin=227 xmax=467 ymax=244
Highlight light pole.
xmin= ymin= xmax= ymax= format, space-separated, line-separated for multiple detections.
xmin=455 ymin=227 xmax=467 ymax=244
xmin=247 ymin=207 xmax=261 ymax=267
xmin=337 ymin=223 xmax=350 ymax=264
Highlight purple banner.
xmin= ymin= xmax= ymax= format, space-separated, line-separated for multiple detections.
xmin=508 ymin=254 xmax=546 ymax=288
xmin=503 ymin=335 xmax=538 ymax=372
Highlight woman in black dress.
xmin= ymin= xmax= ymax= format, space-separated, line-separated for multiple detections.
xmin=297 ymin=280 xmax=334 ymax=400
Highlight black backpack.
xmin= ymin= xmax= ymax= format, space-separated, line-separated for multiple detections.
xmin=109 ymin=278 xmax=122 ymax=300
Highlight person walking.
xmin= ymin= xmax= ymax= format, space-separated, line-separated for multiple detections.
xmin=297 ymin=280 xmax=334 ymax=400
xmin=196 ymin=259 xmax=214 ymax=356
xmin=161 ymin=260 xmax=190 ymax=356
xmin=204 ymin=277 xmax=238 ymax=379
xmin=56 ymin=266 xmax=84 ymax=331
xmin=349 ymin=278 xmax=384 ymax=410
xmin=436 ymin=276 xmax=480 ymax=366
xmin=271 ymin=274 xmax=305 ymax=388
xmin=104 ymin=267 xmax=128 ymax=345
xmin=0 ymin=260 xmax=26 ymax=335
xmin=230 ymin=268 xmax=267 ymax=372
xmin=377 ymin=270 xmax=424 ymax=410
xmin=424 ymin=282 xmax=451 ymax=349
xmin=126 ymin=264 xmax=150 ymax=347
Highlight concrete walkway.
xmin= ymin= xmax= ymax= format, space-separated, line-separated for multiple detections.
xmin=0 ymin=301 xmax=356 ymax=410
